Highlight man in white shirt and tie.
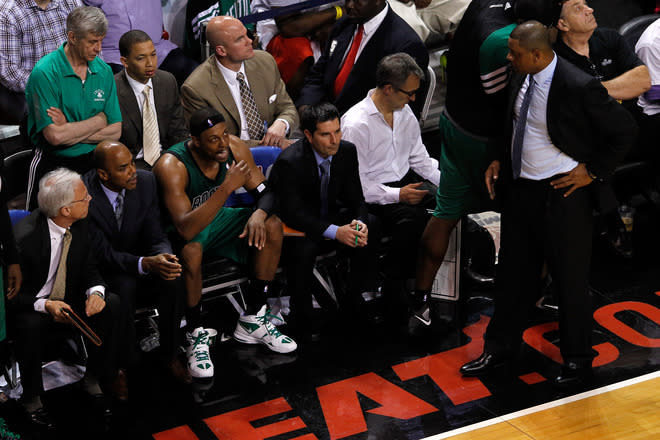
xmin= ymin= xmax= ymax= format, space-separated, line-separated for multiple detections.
xmin=342 ymin=53 xmax=440 ymax=325
xmin=115 ymin=30 xmax=189 ymax=169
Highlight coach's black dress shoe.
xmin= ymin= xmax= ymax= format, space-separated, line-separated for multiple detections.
xmin=460 ymin=351 xmax=511 ymax=377
xmin=553 ymin=363 xmax=593 ymax=387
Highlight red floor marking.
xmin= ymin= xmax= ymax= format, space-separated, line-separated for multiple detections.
xmin=316 ymin=372 xmax=438 ymax=439
xmin=392 ymin=315 xmax=493 ymax=406
xmin=152 ymin=425 xmax=199 ymax=440
xmin=204 ymin=397 xmax=308 ymax=440
xmin=594 ymin=301 xmax=660 ymax=348
xmin=290 ymin=435 xmax=319 ymax=440
xmin=519 ymin=372 xmax=546 ymax=385
xmin=523 ymin=321 xmax=620 ymax=367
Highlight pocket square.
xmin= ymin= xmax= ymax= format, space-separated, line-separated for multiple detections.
xmin=269 ymin=94 xmax=277 ymax=104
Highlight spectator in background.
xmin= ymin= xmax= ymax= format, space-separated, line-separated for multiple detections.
xmin=115 ymin=30 xmax=189 ymax=169
xmin=181 ymin=16 xmax=299 ymax=148
xmin=83 ymin=0 xmax=200 ymax=87
xmin=25 ymin=6 xmax=121 ymax=211
xmin=0 ymin=0 xmax=82 ymax=125
xmin=635 ymin=17 xmax=660 ymax=163
xmin=251 ymin=0 xmax=344 ymax=100
xmin=342 ymin=53 xmax=439 ymax=325
xmin=387 ymin=0 xmax=470 ymax=42
xmin=297 ymin=0 xmax=428 ymax=115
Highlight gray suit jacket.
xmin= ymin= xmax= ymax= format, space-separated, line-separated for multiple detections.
xmin=180 ymin=50 xmax=299 ymax=146
xmin=115 ymin=69 xmax=189 ymax=158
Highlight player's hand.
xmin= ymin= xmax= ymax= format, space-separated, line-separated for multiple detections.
xmin=225 ymin=160 xmax=251 ymax=192
xmin=45 ymin=300 xmax=73 ymax=324
xmin=6 ymin=263 xmax=21 ymax=300
xmin=485 ymin=160 xmax=500 ymax=200
xmin=143 ymin=253 xmax=182 ymax=280
xmin=550 ymin=163 xmax=593 ymax=197
xmin=399 ymin=182 xmax=428 ymax=205
xmin=239 ymin=209 xmax=268 ymax=249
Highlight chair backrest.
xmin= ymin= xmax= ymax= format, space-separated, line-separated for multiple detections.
xmin=8 ymin=209 xmax=30 ymax=226
xmin=224 ymin=146 xmax=282 ymax=207
xmin=419 ymin=65 xmax=437 ymax=130
xmin=618 ymin=14 xmax=660 ymax=48
xmin=2 ymin=149 xmax=33 ymax=206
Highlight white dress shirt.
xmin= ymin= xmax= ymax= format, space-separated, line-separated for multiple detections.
xmin=341 ymin=89 xmax=440 ymax=204
xmin=338 ymin=4 xmax=389 ymax=64
xmin=34 ymin=218 xmax=105 ymax=313
xmin=514 ymin=53 xmax=577 ymax=180
xmin=125 ymin=71 xmax=160 ymax=159
xmin=216 ymin=59 xmax=289 ymax=140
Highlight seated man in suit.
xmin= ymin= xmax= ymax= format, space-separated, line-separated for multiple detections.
xmin=10 ymin=168 xmax=121 ymax=428
xmin=115 ymin=30 xmax=189 ymax=170
xmin=461 ymin=22 xmax=636 ymax=385
xmin=296 ymin=0 xmax=428 ymax=115
xmin=181 ymin=16 xmax=299 ymax=149
xmin=269 ymin=103 xmax=380 ymax=338
xmin=342 ymin=53 xmax=439 ymax=324
xmin=153 ymin=107 xmax=296 ymax=377
xmin=83 ymin=141 xmax=188 ymax=382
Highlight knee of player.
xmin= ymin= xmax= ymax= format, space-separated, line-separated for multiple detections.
xmin=265 ymin=215 xmax=283 ymax=241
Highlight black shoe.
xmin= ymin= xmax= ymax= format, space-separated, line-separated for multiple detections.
xmin=28 ymin=407 xmax=55 ymax=429
xmin=606 ymin=228 xmax=633 ymax=259
xmin=460 ymin=351 xmax=511 ymax=377
xmin=553 ymin=363 xmax=593 ymax=387
xmin=91 ymin=393 xmax=113 ymax=419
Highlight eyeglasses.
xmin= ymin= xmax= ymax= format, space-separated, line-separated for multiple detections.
xmin=395 ymin=87 xmax=419 ymax=98
xmin=69 ymin=193 xmax=91 ymax=205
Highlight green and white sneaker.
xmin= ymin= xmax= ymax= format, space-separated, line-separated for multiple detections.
xmin=233 ymin=305 xmax=297 ymax=354
xmin=185 ymin=327 xmax=214 ymax=378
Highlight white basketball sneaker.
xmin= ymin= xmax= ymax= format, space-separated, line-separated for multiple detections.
xmin=233 ymin=305 xmax=297 ymax=354
xmin=184 ymin=327 xmax=214 ymax=378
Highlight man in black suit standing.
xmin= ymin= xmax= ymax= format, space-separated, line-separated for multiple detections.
xmin=460 ymin=21 xmax=637 ymax=385
xmin=11 ymin=168 xmax=120 ymax=428
xmin=83 ymin=140 xmax=187 ymax=385
xmin=297 ymin=0 xmax=428 ymax=115
xmin=269 ymin=103 xmax=380 ymax=338
xmin=115 ymin=30 xmax=189 ymax=169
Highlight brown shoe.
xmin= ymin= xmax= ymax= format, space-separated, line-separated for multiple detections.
xmin=111 ymin=369 xmax=129 ymax=401
xmin=168 ymin=357 xmax=192 ymax=384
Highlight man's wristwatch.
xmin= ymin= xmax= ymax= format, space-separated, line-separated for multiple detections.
xmin=586 ymin=167 xmax=599 ymax=181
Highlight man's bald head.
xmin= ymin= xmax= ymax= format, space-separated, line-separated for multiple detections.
xmin=205 ymin=16 xmax=254 ymax=67
xmin=94 ymin=141 xmax=138 ymax=192
xmin=507 ymin=21 xmax=555 ymax=75
xmin=94 ymin=140 xmax=129 ymax=170
xmin=510 ymin=20 xmax=553 ymax=51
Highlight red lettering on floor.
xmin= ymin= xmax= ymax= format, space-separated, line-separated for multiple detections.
xmin=152 ymin=425 xmax=199 ymax=440
xmin=594 ymin=301 xmax=660 ymax=348
xmin=519 ymin=372 xmax=546 ymax=385
xmin=392 ymin=315 xmax=492 ymax=406
xmin=522 ymin=322 xmax=620 ymax=367
xmin=316 ymin=372 xmax=437 ymax=439
xmin=204 ymin=397 xmax=310 ymax=440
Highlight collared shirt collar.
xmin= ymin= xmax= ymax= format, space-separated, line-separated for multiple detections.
xmin=100 ymin=183 xmax=125 ymax=208
xmin=312 ymin=147 xmax=333 ymax=167
xmin=47 ymin=217 xmax=67 ymax=239
xmin=57 ymin=42 xmax=98 ymax=77
xmin=363 ymin=3 xmax=388 ymax=36
xmin=216 ymin=58 xmax=247 ymax=86
xmin=125 ymin=70 xmax=154 ymax=96
xmin=531 ymin=51 xmax=557 ymax=86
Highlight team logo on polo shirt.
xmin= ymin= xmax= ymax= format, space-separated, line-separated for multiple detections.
xmin=601 ymin=58 xmax=613 ymax=67
xmin=93 ymin=89 xmax=105 ymax=102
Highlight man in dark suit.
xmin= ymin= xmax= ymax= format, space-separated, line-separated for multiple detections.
xmin=83 ymin=141 xmax=187 ymax=384
xmin=297 ymin=0 xmax=428 ymax=115
xmin=460 ymin=21 xmax=637 ymax=385
xmin=11 ymin=168 xmax=120 ymax=428
xmin=115 ymin=30 xmax=189 ymax=169
xmin=269 ymin=103 xmax=380 ymax=337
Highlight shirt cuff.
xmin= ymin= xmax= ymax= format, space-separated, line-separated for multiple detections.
xmin=275 ymin=118 xmax=290 ymax=134
xmin=138 ymin=257 xmax=147 ymax=275
xmin=85 ymin=285 xmax=106 ymax=300
xmin=34 ymin=298 xmax=48 ymax=314
xmin=323 ymin=224 xmax=339 ymax=240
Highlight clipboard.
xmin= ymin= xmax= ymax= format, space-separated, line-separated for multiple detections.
xmin=61 ymin=308 xmax=102 ymax=347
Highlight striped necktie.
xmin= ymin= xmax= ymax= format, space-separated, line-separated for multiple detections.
xmin=142 ymin=85 xmax=161 ymax=166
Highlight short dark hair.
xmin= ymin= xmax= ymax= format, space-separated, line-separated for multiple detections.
xmin=376 ymin=53 xmax=425 ymax=89
xmin=189 ymin=107 xmax=226 ymax=138
xmin=301 ymin=103 xmax=340 ymax=134
xmin=119 ymin=30 xmax=152 ymax=57
xmin=510 ymin=20 xmax=553 ymax=50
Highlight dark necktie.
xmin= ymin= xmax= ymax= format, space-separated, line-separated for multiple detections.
xmin=236 ymin=71 xmax=265 ymax=140
xmin=512 ymin=75 xmax=536 ymax=179
xmin=115 ymin=191 xmax=124 ymax=229
xmin=334 ymin=24 xmax=364 ymax=97
xmin=319 ymin=160 xmax=331 ymax=219
xmin=49 ymin=230 xmax=72 ymax=301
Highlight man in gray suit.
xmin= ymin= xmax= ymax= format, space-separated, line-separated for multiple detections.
xmin=115 ymin=30 xmax=189 ymax=169
xmin=181 ymin=16 xmax=299 ymax=148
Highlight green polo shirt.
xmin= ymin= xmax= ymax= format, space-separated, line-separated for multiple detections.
xmin=26 ymin=43 xmax=122 ymax=157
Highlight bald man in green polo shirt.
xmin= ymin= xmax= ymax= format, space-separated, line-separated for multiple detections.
xmin=25 ymin=6 xmax=122 ymax=210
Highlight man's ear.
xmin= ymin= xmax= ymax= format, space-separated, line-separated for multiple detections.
xmin=215 ymin=44 xmax=227 ymax=57
xmin=556 ymin=18 xmax=569 ymax=32
xmin=303 ymin=129 xmax=313 ymax=144
xmin=120 ymin=56 xmax=129 ymax=69
xmin=97 ymin=168 xmax=109 ymax=182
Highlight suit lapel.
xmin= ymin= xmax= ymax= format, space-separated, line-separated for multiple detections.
xmin=152 ymin=71 xmax=168 ymax=143
xmin=328 ymin=22 xmax=355 ymax=78
xmin=118 ymin=72 xmax=142 ymax=136
xmin=90 ymin=175 xmax=120 ymax=232
xmin=209 ymin=58 xmax=241 ymax=129
xmin=245 ymin=56 xmax=269 ymax=122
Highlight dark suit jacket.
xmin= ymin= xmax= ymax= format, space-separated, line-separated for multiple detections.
xmin=0 ymin=182 xmax=18 ymax=267
xmin=115 ymin=69 xmax=189 ymax=156
xmin=269 ymin=138 xmax=368 ymax=240
xmin=12 ymin=211 xmax=105 ymax=313
xmin=83 ymin=169 xmax=172 ymax=278
xmin=501 ymin=56 xmax=637 ymax=181
xmin=297 ymin=6 xmax=429 ymax=115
